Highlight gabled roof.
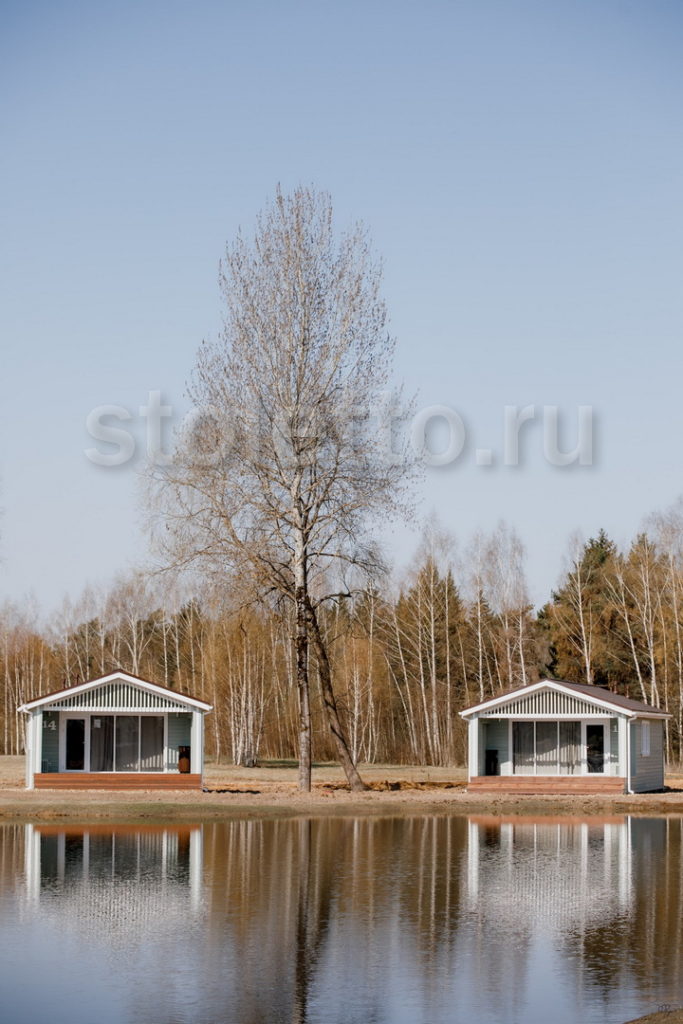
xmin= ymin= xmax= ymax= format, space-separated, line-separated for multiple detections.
xmin=460 ymin=678 xmax=670 ymax=719
xmin=17 ymin=671 xmax=212 ymax=714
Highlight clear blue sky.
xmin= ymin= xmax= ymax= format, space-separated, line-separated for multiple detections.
xmin=1 ymin=0 xmax=682 ymax=613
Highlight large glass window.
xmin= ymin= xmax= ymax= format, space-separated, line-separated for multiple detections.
xmin=512 ymin=721 xmax=587 ymax=775
xmin=84 ymin=715 xmax=166 ymax=772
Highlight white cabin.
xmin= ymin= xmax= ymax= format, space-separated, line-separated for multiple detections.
xmin=460 ymin=679 xmax=669 ymax=794
xmin=18 ymin=671 xmax=212 ymax=790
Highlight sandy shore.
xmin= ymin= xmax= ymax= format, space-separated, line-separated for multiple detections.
xmin=2 ymin=756 xmax=683 ymax=824
xmin=625 ymin=1013 xmax=683 ymax=1024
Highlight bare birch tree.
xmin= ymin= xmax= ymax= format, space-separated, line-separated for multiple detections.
xmin=146 ymin=186 xmax=411 ymax=790
xmin=482 ymin=521 xmax=534 ymax=689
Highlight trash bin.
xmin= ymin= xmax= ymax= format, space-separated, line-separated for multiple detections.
xmin=178 ymin=745 xmax=191 ymax=773
xmin=485 ymin=749 xmax=499 ymax=776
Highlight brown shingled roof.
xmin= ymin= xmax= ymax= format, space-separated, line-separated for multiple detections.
xmin=552 ymin=679 xmax=666 ymax=715
xmin=461 ymin=678 xmax=670 ymax=718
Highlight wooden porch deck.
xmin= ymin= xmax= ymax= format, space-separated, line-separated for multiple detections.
xmin=33 ymin=773 xmax=203 ymax=791
xmin=468 ymin=775 xmax=626 ymax=795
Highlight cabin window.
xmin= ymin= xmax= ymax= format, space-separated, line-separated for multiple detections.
xmin=116 ymin=717 xmax=140 ymax=771
xmin=641 ymin=721 xmax=651 ymax=757
xmin=88 ymin=715 xmax=164 ymax=772
xmin=91 ymin=716 xmax=114 ymax=771
xmin=512 ymin=721 xmax=581 ymax=775
xmin=512 ymin=722 xmax=535 ymax=774
xmin=559 ymin=722 xmax=581 ymax=774
xmin=141 ymin=716 xmax=164 ymax=770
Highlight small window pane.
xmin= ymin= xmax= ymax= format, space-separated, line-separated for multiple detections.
xmin=535 ymin=722 xmax=557 ymax=773
xmin=141 ymin=716 xmax=164 ymax=771
xmin=513 ymin=722 xmax=535 ymax=775
xmin=559 ymin=722 xmax=580 ymax=775
xmin=90 ymin=716 xmax=114 ymax=772
xmin=115 ymin=717 xmax=139 ymax=772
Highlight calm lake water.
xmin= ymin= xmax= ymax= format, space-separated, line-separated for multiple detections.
xmin=0 ymin=814 xmax=681 ymax=1024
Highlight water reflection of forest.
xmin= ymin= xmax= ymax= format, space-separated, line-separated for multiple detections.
xmin=1 ymin=815 xmax=682 ymax=1023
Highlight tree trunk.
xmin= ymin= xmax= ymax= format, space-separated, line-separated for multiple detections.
xmin=295 ymin=586 xmax=311 ymax=792
xmin=306 ymin=599 xmax=367 ymax=791
xmin=294 ymin=528 xmax=312 ymax=792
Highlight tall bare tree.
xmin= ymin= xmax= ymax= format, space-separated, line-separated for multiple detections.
xmin=482 ymin=522 xmax=535 ymax=690
xmin=147 ymin=186 xmax=411 ymax=790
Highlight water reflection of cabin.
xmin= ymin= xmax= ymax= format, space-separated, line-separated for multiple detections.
xmin=461 ymin=679 xmax=670 ymax=793
xmin=465 ymin=816 xmax=633 ymax=926
xmin=18 ymin=671 xmax=212 ymax=790
xmin=24 ymin=824 xmax=203 ymax=921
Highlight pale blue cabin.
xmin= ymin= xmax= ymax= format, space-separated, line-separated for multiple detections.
xmin=19 ymin=671 xmax=212 ymax=790
xmin=461 ymin=679 xmax=669 ymax=794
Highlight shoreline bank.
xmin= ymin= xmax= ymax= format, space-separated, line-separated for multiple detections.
xmin=1 ymin=757 xmax=683 ymax=824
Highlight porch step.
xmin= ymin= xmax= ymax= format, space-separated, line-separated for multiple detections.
xmin=468 ymin=775 xmax=625 ymax=795
xmin=33 ymin=773 xmax=202 ymax=791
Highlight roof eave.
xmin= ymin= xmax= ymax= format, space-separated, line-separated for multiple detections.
xmin=460 ymin=679 xmax=668 ymax=719
xmin=18 ymin=670 xmax=212 ymax=713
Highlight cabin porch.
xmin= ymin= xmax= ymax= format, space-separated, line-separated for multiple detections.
xmin=467 ymin=775 xmax=626 ymax=794
xmin=32 ymin=772 xmax=203 ymax=790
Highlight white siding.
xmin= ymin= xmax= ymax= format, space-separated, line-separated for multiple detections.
xmin=631 ymin=720 xmax=665 ymax=792
xmin=46 ymin=682 xmax=188 ymax=712
xmin=481 ymin=689 xmax=610 ymax=719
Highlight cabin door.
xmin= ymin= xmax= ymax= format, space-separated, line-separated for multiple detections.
xmin=63 ymin=716 xmax=88 ymax=771
xmin=585 ymin=723 xmax=605 ymax=774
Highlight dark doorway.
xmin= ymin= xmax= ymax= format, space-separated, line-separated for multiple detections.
xmin=66 ymin=718 xmax=86 ymax=770
xmin=586 ymin=724 xmax=605 ymax=773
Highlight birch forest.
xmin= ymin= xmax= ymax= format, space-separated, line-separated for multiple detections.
xmin=4 ymin=502 xmax=683 ymax=767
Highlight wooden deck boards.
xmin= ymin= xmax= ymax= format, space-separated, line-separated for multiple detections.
xmin=468 ymin=775 xmax=625 ymax=794
xmin=33 ymin=773 xmax=202 ymax=791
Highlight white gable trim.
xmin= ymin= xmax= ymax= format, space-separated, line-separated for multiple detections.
xmin=459 ymin=679 xmax=666 ymax=720
xmin=17 ymin=671 xmax=212 ymax=714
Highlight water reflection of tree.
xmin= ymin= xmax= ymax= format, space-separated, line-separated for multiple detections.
xmin=574 ymin=818 xmax=683 ymax=1004
xmin=0 ymin=824 xmax=24 ymax=896
xmin=201 ymin=816 xmax=469 ymax=1023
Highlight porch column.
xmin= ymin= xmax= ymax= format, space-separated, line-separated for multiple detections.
xmin=468 ymin=715 xmax=479 ymax=781
xmin=190 ymin=711 xmax=203 ymax=777
xmin=26 ymin=711 xmax=42 ymax=789
xmin=617 ymin=715 xmax=630 ymax=790
xmin=25 ymin=714 xmax=34 ymax=789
